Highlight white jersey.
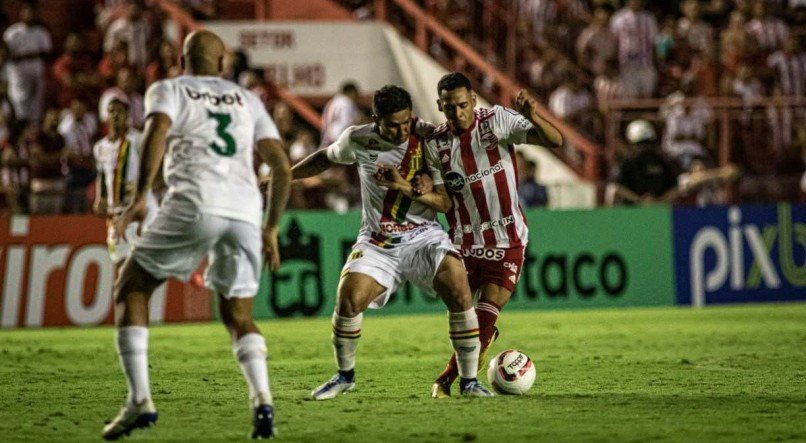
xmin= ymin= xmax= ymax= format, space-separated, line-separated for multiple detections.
xmin=326 ymin=118 xmax=443 ymax=248
xmin=425 ymin=106 xmax=533 ymax=250
xmin=144 ymin=75 xmax=280 ymax=227
xmin=93 ymin=128 xmax=158 ymax=214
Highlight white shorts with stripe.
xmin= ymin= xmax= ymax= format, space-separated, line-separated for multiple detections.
xmin=342 ymin=225 xmax=459 ymax=309
xmin=132 ymin=198 xmax=262 ymax=298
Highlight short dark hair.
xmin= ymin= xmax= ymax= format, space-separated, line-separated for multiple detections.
xmin=437 ymin=72 xmax=472 ymax=95
xmin=341 ymin=82 xmax=359 ymax=95
xmin=373 ymin=85 xmax=412 ymax=117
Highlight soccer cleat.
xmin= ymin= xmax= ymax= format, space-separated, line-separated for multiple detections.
xmin=251 ymin=404 xmax=275 ymax=439
xmin=460 ymin=379 xmax=494 ymax=398
xmin=477 ymin=326 xmax=500 ymax=371
xmin=310 ymin=373 xmax=355 ymax=400
xmin=431 ymin=380 xmax=451 ymax=399
xmin=101 ymin=399 xmax=158 ymax=440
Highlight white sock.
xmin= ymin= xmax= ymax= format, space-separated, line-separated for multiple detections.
xmin=448 ymin=309 xmax=481 ymax=379
xmin=331 ymin=311 xmax=362 ymax=372
xmin=116 ymin=326 xmax=152 ymax=407
xmin=233 ymin=333 xmax=273 ymax=406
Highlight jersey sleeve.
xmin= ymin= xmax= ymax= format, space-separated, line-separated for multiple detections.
xmin=423 ymin=142 xmax=444 ymax=186
xmin=127 ymin=132 xmax=143 ymax=182
xmin=493 ymin=105 xmax=535 ymax=145
xmin=144 ymin=80 xmax=177 ymax=121
xmin=92 ymin=141 xmax=102 ymax=168
xmin=325 ymin=127 xmax=357 ymax=165
xmin=250 ymin=93 xmax=281 ymax=142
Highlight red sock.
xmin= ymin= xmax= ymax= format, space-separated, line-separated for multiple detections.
xmin=436 ymin=300 xmax=501 ymax=385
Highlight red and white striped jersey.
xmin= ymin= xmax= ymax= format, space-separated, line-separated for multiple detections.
xmin=426 ymin=106 xmax=533 ymax=250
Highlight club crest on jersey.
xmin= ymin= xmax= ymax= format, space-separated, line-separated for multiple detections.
xmin=368 ymin=152 xmax=378 ymax=161
xmin=479 ymin=119 xmax=498 ymax=150
xmin=365 ymin=139 xmax=380 ymax=149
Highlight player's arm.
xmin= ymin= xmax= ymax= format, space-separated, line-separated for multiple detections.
xmin=513 ymin=89 xmax=563 ymax=149
xmin=291 ymin=149 xmax=334 ymax=179
xmin=256 ymin=138 xmax=291 ymax=230
xmin=293 ymin=128 xmax=356 ymax=179
xmin=375 ymin=164 xmax=452 ymax=213
xmin=134 ymin=113 xmax=170 ymax=201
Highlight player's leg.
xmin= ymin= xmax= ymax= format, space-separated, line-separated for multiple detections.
xmin=207 ymin=219 xmax=274 ymax=439
xmin=311 ymin=271 xmax=387 ymax=400
xmin=102 ymin=257 xmax=165 ymax=441
xmin=103 ymin=206 xmax=214 ymax=440
xmin=431 ymin=253 xmax=491 ymax=397
xmin=433 ymin=248 xmax=523 ymax=396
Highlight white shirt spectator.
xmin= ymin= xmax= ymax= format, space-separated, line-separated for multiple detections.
xmin=3 ymin=22 xmax=51 ymax=121
xmin=610 ymin=7 xmax=657 ymax=69
xmin=59 ymin=111 xmax=99 ymax=158
xmin=677 ymin=18 xmax=714 ymax=53
xmin=99 ymin=87 xmax=145 ymax=129
xmin=549 ymin=85 xmax=593 ymax=119
xmin=519 ymin=0 xmax=559 ymax=44
xmin=104 ymin=16 xmax=150 ymax=70
xmin=660 ymin=93 xmax=713 ymax=166
xmin=320 ymin=93 xmax=359 ymax=148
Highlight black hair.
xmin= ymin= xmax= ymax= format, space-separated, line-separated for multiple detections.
xmin=437 ymin=72 xmax=473 ymax=95
xmin=341 ymin=82 xmax=359 ymax=95
xmin=372 ymin=85 xmax=412 ymax=118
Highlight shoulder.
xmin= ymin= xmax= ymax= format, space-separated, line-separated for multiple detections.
xmin=425 ymin=122 xmax=451 ymax=143
xmin=413 ymin=117 xmax=436 ymax=138
xmin=3 ymin=23 xmax=23 ymax=39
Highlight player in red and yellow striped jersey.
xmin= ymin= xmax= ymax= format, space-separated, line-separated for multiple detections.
xmin=293 ymin=85 xmax=492 ymax=399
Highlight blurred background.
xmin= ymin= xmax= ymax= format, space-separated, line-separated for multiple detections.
xmin=0 ymin=0 xmax=803 ymax=215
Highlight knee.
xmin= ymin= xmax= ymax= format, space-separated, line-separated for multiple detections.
xmin=337 ymin=295 xmax=363 ymax=318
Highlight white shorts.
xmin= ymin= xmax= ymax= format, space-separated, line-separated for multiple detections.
xmin=132 ymin=200 xmax=262 ymax=298
xmin=343 ymin=226 xmax=459 ymax=309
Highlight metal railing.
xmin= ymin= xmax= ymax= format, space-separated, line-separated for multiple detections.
xmin=371 ymin=0 xmax=602 ymax=182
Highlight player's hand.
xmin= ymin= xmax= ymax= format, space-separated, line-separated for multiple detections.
xmin=514 ymin=89 xmax=538 ymax=117
xmin=114 ymin=198 xmax=147 ymax=241
xmin=374 ymin=163 xmax=406 ymax=190
xmin=411 ymin=171 xmax=434 ymax=197
xmin=263 ymin=227 xmax=281 ymax=272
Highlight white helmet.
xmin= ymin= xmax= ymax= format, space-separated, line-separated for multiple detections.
xmin=625 ymin=119 xmax=656 ymax=144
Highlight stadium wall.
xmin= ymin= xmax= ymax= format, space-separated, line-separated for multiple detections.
xmin=2 ymin=205 xmax=802 ymax=328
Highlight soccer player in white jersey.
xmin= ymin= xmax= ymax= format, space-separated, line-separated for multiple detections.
xmin=292 ymin=85 xmax=492 ymax=399
xmin=101 ymin=31 xmax=291 ymax=440
xmin=426 ymin=72 xmax=563 ymax=398
xmin=93 ymin=97 xmax=158 ymax=268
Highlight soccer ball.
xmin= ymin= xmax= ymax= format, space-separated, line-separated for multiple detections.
xmin=487 ymin=349 xmax=536 ymax=395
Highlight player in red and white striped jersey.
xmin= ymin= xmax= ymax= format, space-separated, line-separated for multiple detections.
xmin=427 ymin=72 xmax=563 ymax=398
xmin=293 ymin=85 xmax=492 ymax=399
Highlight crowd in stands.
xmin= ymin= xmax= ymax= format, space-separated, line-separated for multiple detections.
xmin=344 ymin=0 xmax=806 ymax=203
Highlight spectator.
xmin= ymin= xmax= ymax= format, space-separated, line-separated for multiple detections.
xmin=576 ymin=6 xmax=617 ymax=76
xmin=52 ymin=33 xmax=102 ymax=108
xmin=103 ymin=0 xmax=150 ymax=72
xmin=677 ymin=0 xmax=715 ymax=54
xmin=593 ymin=60 xmax=624 ymax=113
xmin=610 ymin=0 xmax=658 ymax=98
xmin=519 ymin=0 xmax=559 ymax=46
xmin=515 ymin=152 xmax=549 ymax=207
xmin=28 ymin=108 xmax=66 ymax=214
xmin=610 ymin=119 xmax=681 ymax=205
xmin=99 ymin=67 xmax=144 ymax=129
xmin=549 ymin=74 xmax=595 ymax=135
xmin=145 ymin=39 xmax=181 ymax=85
xmin=720 ymin=11 xmax=755 ymax=77
xmin=767 ymin=35 xmax=806 ymax=98
xmin=59 ymin=99 xmax=98 ymax=213
xmin=3 ymin=0 xmax=51 ymax=123
xmin=660 ymin=86 xmax=714 ymax=170
xmin=745 ymin=0 xmax=789 ymax=54
xmin=239 ymin=70 xmax=271 ymax=109
xmin=320 ymin=82 xmax=360 ymax=147
xmin=98 ymin=40 xmax=132 ymax=86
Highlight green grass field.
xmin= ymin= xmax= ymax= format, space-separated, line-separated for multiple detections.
xmin=1 ymin=304 xmax=805 ymax=442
